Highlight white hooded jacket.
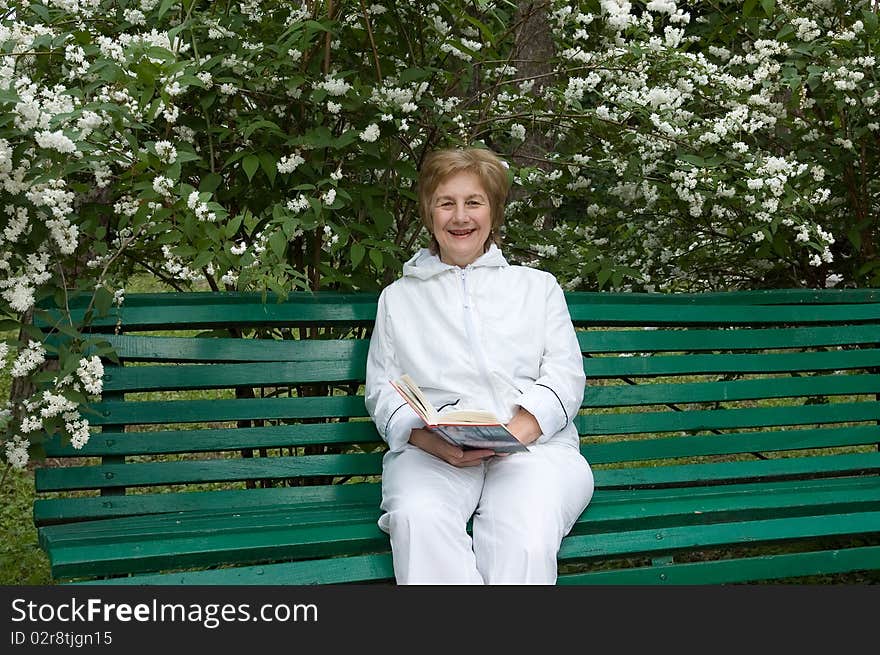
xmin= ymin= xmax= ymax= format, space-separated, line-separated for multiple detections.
xmin=364 ymin=244 xmax=586 ymax=454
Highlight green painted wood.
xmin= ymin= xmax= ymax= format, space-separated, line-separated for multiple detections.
xmin=86 ymin=395 xmax=370 ymax=427
xmin=558 ymin=510 xmax=880 ymax=560
xmin=41 ymin=475 xmax=880 ymax=550
xmin=48 ymin=518 xmax=388 ymax=578
xmin=576 ymin=400 xmax=880 ymax=436
xmin=102 ymin=359 xmax=367 ymax=393
xmin=596 ymin=452 xmax=880 ymax=489
xmin=35 ymin=452 xmax=385 ymax=492
xmin=583 ymin=373 xmax=880 ymax=408
xmin=44 ymin=421 xmax=382 ymax=457
xmin=558 ymin=545 xmax=880 ymax=585
xmin=68 ymin=510 xmax=880 ymax=585
xmin=567 ymin=302 xmax=880 ymax=326
xmin=34 ymin=482 xmax=382 ymax=526
xmin=584 ymin=348 xmax=880 ymax=378
xmin=40 ymin=502 xmax=381 ymax=546
xmin=578 ymin=325 xmax=880 ymax=354
xmin=564 ymin=289 xmax=880 ymax=305
xmin=70 ymin=552 xmax=395 ymax=585
xmin=69 ymin=334 xmax=370 ymax=364
xmin=59 ymin=301 xmax=379 ymax=331
xmin=581 ymin=425 xmax=880 ymax=464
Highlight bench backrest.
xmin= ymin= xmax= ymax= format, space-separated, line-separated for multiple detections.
xmin=33 ymin=289 xmax=880 ymax=527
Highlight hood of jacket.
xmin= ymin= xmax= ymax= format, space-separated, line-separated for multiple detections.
xmin=401 ymin=243 xmax=509 ymax=280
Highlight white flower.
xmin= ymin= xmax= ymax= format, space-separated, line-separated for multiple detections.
xmin=11 ymin=340 xmax=46 ymax=378
xmin=76 ymin=356 xmax=104 ymax=395
xmin=35 ymin=130 xmax=77 ymax=155
xmin=322 ymin=188 xmax=337 ymax=206
xmin=359 ymin=123 xmax=380 ymax=142
xmin=318 ymin=76 xmax=352 ymax=97
xmin=510 ymin=123 xmax=526 ymax=141
xmin=152 ymin=176 xmax=174 ymax=197
xmin=154 ymin=140 xmax=177 ymax=164
xmin=4 ymin=435 xmax=29 ymax=470
xmin=277 ymin=152 xmax=305 ymax=174
xmin=327 ymin=101 xmax=342 ymax=114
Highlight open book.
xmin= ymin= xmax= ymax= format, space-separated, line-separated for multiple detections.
xmin=390 ymin=374 xmax=529 ymax=454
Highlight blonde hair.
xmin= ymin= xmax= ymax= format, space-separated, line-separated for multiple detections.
xmin=417 ymin=147 xmax=510 ymax=254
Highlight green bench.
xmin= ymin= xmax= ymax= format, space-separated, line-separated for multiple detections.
xmin=32 ymin=288 xmax=880 ymax=584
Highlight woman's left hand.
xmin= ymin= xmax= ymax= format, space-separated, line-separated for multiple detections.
xmin=505 ymin=408 xmax=542 ymax=445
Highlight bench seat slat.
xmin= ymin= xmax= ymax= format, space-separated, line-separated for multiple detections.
xmin=558 ymin=545 xmax=880 ymax=585
xmin=579 ymin=325 xmax=880 ymax=353
xmin=577 ymin=400 xmax=880 ymax=435
xmin=41 ymin=475 xmax=880 ymax=549
xmin=43 ymin=477 xmax=880 ymax=579
xmin=66 ymin=510 xmax=880 ymax=585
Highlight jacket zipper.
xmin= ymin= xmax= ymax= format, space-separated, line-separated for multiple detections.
xmin=459 ymin=268 xmax=504 ymax=418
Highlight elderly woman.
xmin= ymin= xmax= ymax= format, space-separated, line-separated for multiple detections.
xmin=365 ymin=147 xmax=593 ymax=584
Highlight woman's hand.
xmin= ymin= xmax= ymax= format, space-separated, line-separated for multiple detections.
xmin=505 ymin=407 xmax=542 ymax=445
xmin=408 ymin=428 xmax=495 ymax=467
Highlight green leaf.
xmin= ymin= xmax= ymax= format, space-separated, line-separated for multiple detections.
xmin=369 ymin=248 xmax=383 ymax=270
xmin=351 ymin=243 xmax=365 ymax=268
xmin=200 ymin=173 xmax=222 ymax=193
xmin=743 ymin=0 xmax=758 ymax=17
xmin=93 ymin=287 xmax=113 ymax=318
xmin=760 ymin=0 xmax=775 ymax=17
xmin=242 ymin=155 xmax=260 ymax=182
xmin=268 ymin=230 xmax=289 ymax=260
xmin=259 ymin=152 xmax=277 ymax=185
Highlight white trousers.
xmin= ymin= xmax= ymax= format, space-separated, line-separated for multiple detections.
xmin=378 ymin=442 xmax=594 ymax=585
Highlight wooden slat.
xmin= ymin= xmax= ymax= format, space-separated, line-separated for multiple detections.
xmin=567 ymin=302 xmax=880 ymax=325
xmin=78 ymin=334 xmax=369 ymax=363
xmin=564 ymin=289 xmax=880 ymax=306
xmin=44 ymin=421 xmax=382 ymax=457
xmin=102 ymin=359 xmax=367 ymax=393
xmin=558 ymin=545 xmax=880 ymax=585
xmin=578 ymin=324 xmax=880 ymax=354
xmin=584 ymin=373 xmax=880 ymax=408
xmin=35 ymin=452 xmax=385 ymax=492
xmin=72 ymin=552 xmax=395 ymax=585
xmin=557 ymin=510 xmax=880 ymax=560
xmin=584 ymin=348 xmax=880 ymax=378
xmin=595 ymin=452 xmax=880 ymax=489
xmin=86 ymin=395 xmax=369 ymax=426
xmin=577 ymin=401 xmax=880 ymax=436
xmin=581 ymin=425 xmax=880 ymax=464
xmin=34 ymin=482 xmax=383 ymax=526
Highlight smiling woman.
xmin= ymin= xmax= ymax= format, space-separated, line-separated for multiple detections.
xmin=430 ymin=171 xmax=492 ymax=268
xmin=364 ymin=146 xmax=594 ymax=585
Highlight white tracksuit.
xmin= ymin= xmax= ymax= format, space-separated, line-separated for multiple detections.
xmin=364 ymin=245 xmax=594 ymax=584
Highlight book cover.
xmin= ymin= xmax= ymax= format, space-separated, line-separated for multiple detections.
xmin=390 ymin=374 xmax=529 ymax=454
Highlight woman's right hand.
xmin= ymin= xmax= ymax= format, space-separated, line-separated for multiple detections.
xmin=408 ymin=428 xmax=495 ymax=467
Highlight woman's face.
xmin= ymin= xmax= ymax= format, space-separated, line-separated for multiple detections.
xmin=430 ymin=171 xmax=492 ymax=268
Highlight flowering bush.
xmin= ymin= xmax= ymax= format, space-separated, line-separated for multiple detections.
xmin=1 ymin=0 xmax=878 ymax=469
